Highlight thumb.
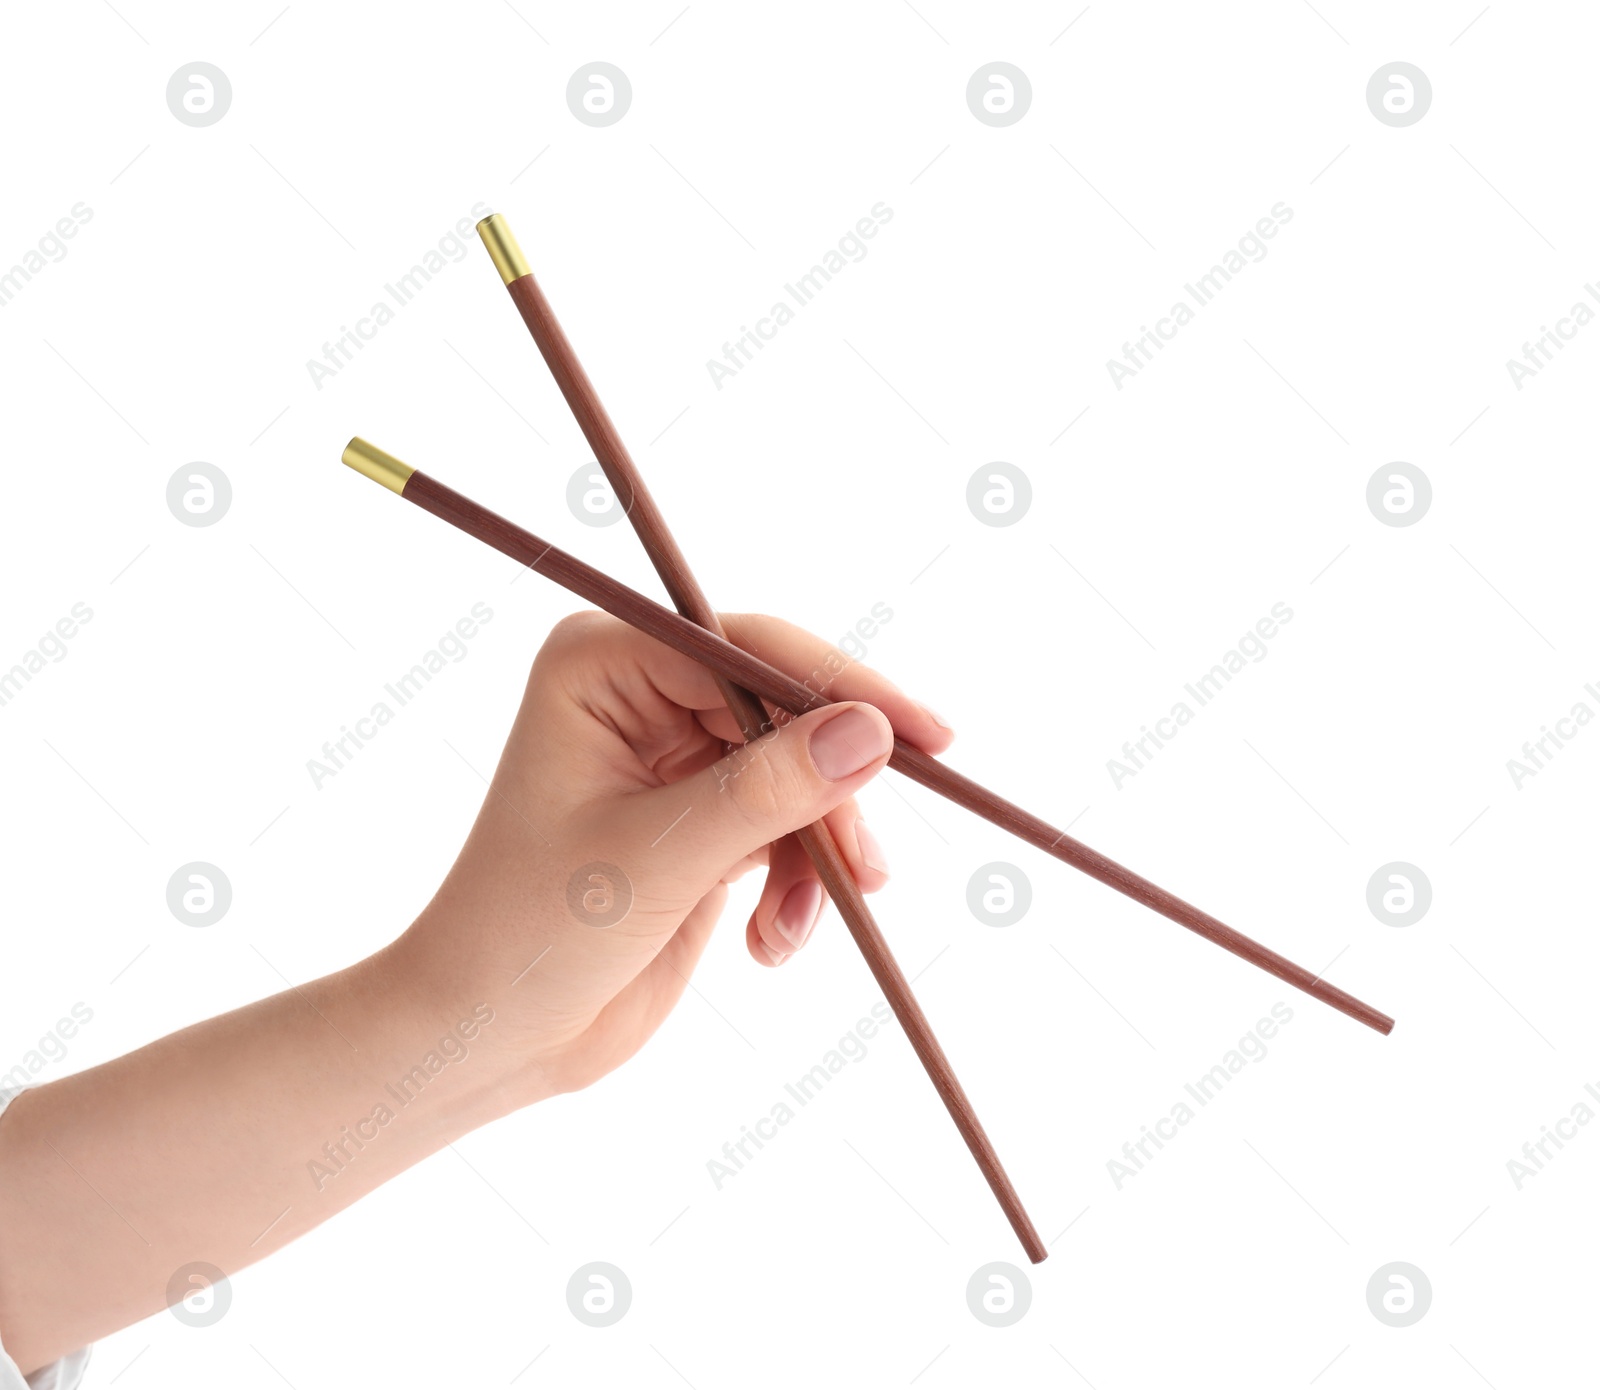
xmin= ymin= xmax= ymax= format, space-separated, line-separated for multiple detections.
xmin=619 ymin=703 xmax=894 ymax=889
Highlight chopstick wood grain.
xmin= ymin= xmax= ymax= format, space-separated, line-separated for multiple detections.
xmin=476 ymin=214 xmax=1048 ymax=1262
xmin=341 ymin=441 xmax=1394 ymax=1041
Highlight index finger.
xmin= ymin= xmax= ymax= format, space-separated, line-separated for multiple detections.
xmin=547 ymin=608 xmax=953 ymax=755
xmin=720 ymin=612 xmax=953 ymax=756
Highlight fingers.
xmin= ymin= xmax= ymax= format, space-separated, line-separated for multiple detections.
xmin=747 ymin=834 xmax=821 ymax=967
xmin=721 ymin=612 xmax=954 ymax=755
xmin=537 ymin=608 xmax=953 ymax=755
xmin=821 ymin=798 xmax=891 ymax=894
xmin=746 ymin=803 xmax=890 ymax=967
xmin=613 ymin=701 xmax=895 ymax=901
xmin=608 ymin=700 xmax=896 ymax=914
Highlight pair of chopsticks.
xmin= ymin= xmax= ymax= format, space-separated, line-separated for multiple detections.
xmin=343 ymin=213 xmax=1393 ymax=1262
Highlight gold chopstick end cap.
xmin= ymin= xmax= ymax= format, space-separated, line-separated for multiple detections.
xmin=477 ymin=213 xmax=530 ymax=284
xmin=342 ymin=437 xmax=415 ymax=495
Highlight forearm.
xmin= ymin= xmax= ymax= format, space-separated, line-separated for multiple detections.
xmin=0 ymin=609 xmax=914 ymax=1374
xmin=0 ymin=938 xmax=537 ymax=1374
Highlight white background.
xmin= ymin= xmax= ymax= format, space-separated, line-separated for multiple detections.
xmin=2 ymin=1 xmax=1596 ymax=1385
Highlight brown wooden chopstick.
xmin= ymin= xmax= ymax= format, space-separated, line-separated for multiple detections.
xmin=472 ymin=215 xmax=1047 ymax=1263
xmin=340 ymin=438 xmax=1394 ymax=1040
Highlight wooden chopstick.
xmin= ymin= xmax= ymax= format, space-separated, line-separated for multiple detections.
xmin=340 ymin=438 xmax=1394 ymax=1040
xmin=473 ymin=214 xmax=1047 ymax=1263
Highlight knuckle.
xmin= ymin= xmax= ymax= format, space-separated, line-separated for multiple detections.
xmin=723 ymin=735 xmax=803 ymax=829
xmin=546 ymin=609 xmax=612 ymax=649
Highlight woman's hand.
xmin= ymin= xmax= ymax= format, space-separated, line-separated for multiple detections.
xmin=0 ymin=609 xmax=950 ymax=1374
xmin=394 ymin=609 xmax=953 ymax=1099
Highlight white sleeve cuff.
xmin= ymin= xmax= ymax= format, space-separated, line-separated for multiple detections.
xmin=0 ymin=1088 xmax=92 ymax=1390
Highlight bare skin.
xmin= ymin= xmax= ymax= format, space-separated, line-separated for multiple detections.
xmin=0 ymin=611 xmax=952 ymax=1374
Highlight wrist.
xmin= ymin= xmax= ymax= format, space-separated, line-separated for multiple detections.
xmin=369 ymin=915 xmax=572 ymax=1115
